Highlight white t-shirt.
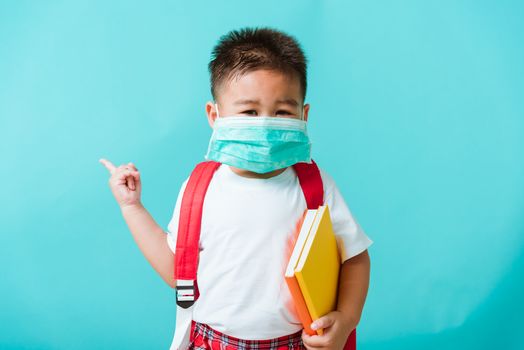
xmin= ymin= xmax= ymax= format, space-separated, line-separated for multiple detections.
xmin=166 ymin=163 xmax=373 ymax=340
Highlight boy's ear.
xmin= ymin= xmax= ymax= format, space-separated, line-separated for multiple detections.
xmin=205 ymin=101 xmax=218 ymax=128
xmin=303 ymin=103 xmax=310 ymax=122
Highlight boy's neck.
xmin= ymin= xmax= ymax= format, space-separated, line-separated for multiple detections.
xmin=229 ymin=166 xmax=287 ymax=179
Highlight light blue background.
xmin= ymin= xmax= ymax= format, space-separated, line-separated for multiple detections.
xmin=1 ymin=1 xmax=523 ymax=349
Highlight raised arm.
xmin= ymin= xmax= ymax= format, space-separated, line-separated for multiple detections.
xmin=100 ymin=158 xmax=176 ymax=288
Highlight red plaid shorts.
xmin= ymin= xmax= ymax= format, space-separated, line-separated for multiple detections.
xmin=188 ymin=320 xmax=306 ymax=350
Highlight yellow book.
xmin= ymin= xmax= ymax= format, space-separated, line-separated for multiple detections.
xmin=294 ymin=204 xmax=341 ymax=335
xmin=284 ymin=209 xmax=318 ymax=335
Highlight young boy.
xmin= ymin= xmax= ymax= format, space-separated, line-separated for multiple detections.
xmin=100 ymin=27 xmax=373 ymax=350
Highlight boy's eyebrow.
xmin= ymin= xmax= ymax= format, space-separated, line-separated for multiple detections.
xmin=233 ymin=98 xmax=299 ymax=107
xmin=277 ymin=98 xmax=299 ymax=107
xmin=233 ymin=99 xmax=260 ymax=106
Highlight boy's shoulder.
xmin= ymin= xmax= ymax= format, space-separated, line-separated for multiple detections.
xmin=316 ymin=165 xmax=336 ymax=186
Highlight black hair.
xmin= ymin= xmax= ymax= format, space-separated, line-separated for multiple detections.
xmin=209 ymin=27 xmax=308 ymax=101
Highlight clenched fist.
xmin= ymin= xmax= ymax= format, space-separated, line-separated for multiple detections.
xmin=99 ymin=158 xmax=142 ymax=209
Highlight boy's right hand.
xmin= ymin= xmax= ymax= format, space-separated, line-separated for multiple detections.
xmin=99 ymin=158 xmax=142 ymax=209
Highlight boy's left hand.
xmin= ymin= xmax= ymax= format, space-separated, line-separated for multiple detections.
xmin=301 ymin=311 xmax=356 ymax=350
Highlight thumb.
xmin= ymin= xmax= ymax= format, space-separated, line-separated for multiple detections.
xmin=311 ymin=314 xmax=335 ymax=331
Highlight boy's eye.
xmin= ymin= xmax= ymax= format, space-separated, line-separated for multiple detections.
xmin=240 ymin=110 xmax=293 ymax=116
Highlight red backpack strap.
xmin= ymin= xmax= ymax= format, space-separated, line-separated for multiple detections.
xmin=175 ymin=160 xmax=221 ymax=308
xmin=292 ymin=159 xmax=324 ymax=209
xmin=292 ymin=159 xmax=357 ymax=350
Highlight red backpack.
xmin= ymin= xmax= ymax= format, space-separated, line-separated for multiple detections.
xmin=174 ymin=160 xmax=357 ymax=350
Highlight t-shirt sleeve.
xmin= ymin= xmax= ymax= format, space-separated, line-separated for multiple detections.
xmin=165 ymin=178 xmax=189 ymax=254
xmin=319 ymin=168 xmax=374 ymax=263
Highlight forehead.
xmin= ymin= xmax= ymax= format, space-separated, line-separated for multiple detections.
xmin=216 ymin=69 xmax=302 ymax=105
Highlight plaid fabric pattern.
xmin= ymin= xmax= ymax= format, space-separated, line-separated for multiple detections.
xmin=188 ymin=320 xmax=306 ymax=350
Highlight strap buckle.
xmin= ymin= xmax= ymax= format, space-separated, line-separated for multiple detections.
xmin=176 ymin=279 xmax=196 ymax=309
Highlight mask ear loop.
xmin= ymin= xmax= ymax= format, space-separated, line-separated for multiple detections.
xmin=214 ymin=103 xmax=220 ymax=119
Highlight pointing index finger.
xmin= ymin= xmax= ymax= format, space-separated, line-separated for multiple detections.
xmin=99 ymin=158 xmax=116 ymax=174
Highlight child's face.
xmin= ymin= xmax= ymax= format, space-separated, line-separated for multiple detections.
xmin=205 ymin=69 xmax=310 ymax=128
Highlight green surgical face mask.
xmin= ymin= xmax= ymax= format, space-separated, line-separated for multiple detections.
xmin=204 ymin=103 xmax=312 ymax=173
